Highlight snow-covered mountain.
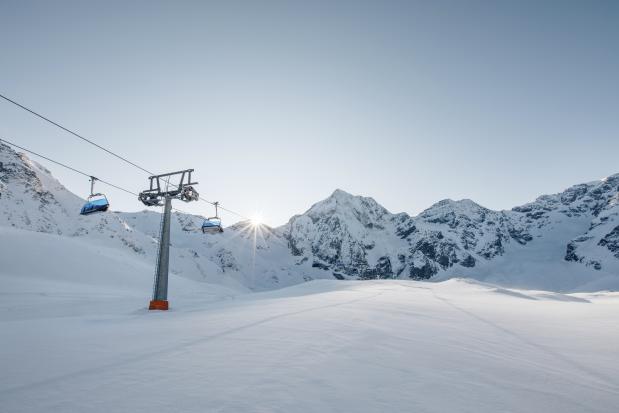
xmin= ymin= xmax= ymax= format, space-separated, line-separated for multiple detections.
xmin=281 ymin=179 xmax=619 ymax=290
xmin=1 ymin=142 xmax=618 ymax=291
xmin=0 ymin=143 xmax=323 ymax=291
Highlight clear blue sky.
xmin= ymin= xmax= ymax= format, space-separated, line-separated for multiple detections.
xmin=1 ymin=1 xmax=617 ymax=226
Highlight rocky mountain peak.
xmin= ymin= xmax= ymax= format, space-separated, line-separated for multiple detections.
xmin=330 ymin=188 xmax=352 ymax=198
xmin=420 ymin=198 xmax=488 ymax=218
xmin=303 ymin=189 xmax=390 ymax=223
xmin=416 ymin=199 xmax=500 ymax=236
xmin=0 ymin=143 xmax=84 ymax=234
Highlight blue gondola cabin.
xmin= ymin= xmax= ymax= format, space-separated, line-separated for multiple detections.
xmin=80 ymin=194 xmax=109 ymax=215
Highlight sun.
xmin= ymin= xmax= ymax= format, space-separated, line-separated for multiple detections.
xmin=250 ymin=213 xmax=264 ymax=227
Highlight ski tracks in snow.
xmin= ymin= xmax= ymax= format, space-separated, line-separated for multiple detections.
xmin=420 ymin=284 xmax=619 ymax=397
xmin=0 ymin=289 xmax=384 ymax=397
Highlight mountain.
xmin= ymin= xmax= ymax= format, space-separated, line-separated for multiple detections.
xmin=515 ymin=176 xmax=619 ymax=270
xmin=280 ymin=179 xmax=619 ymax=291
xmin=1 ymin=142 xmax=618 ymax=292
xmin=0 ymin=143 xmax=322 ymax=291
xmin=200 ymin=184 xmax=618 ymax=290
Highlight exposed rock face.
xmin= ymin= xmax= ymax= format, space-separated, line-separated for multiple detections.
xmin=279 ymin=176 xmax=619 ymax=282
xmin=0 ymin=144 xmax=75 ymax=234
xmin=514 ymin=175 xmax=619 ymax=271
xmin=599 ymin=225 xmax=619 ymax=257
xmin=280 ymin=194 xmax=533 ymax=280
xmin=281 ymin=189 xmax=398 ymax=279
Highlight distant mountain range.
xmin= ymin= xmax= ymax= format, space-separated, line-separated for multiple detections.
xmin=1 ymin=142 xmax=618 ymax=292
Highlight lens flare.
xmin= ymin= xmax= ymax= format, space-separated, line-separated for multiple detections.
xmin=250 ymin=213 xmax=264 ymax=227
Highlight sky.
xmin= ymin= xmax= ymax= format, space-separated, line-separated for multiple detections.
xmin=1 ymin=0 xmax=617 ymax=226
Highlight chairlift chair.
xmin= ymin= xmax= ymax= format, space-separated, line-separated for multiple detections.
xmin=202 ymin=202 xmax=224 ymax=234
xmin=80 ymin=177 xmax=110 ymax=215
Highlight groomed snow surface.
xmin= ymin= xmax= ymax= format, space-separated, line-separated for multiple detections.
xmin=2 ymin=227 xmax=618 ymax=412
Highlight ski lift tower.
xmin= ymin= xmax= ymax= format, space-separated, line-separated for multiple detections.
xmin=139 ymin=169 xmax=199 ymax=310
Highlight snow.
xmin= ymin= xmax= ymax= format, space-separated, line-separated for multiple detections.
xmin=2 ymin=143 xmax=618 ymax=293
xmin=436 ymin=213 xmax=619 ymax=292
xmin=281 ymin=181 xmax=619 ymax=289
xmin=1 ymin=227 xmax=619 ymax=412
xmin=2 ymin=144 xmax=619 ymax=411
xmin=0 ymin=143 xmax=331 ymax=291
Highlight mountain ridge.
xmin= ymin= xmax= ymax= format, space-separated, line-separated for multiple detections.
xmin=1 ymin=142 xmax=618 ymax=292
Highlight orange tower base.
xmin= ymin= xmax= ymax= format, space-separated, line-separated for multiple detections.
xmin=149 ymin=300 xmax=169 ymax=310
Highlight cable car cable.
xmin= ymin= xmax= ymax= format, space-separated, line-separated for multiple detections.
xmin=0 ymin=93 xmax=153 ymax=175
xmin=0 ymin=137 xmax=192 ymax=216
xmin=0 ymin=137 xmax=137 ymax=196
xmin=0 ymin=93 xmax=250 ymax=220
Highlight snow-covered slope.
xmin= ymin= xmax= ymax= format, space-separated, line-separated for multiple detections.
xmin=0 ymin=226 xmax=244 ymax=320
xmin=1 ymin=142 xmax=618 ymax=291
xmin=2 ymin=265 xmax=618 ymax=412
xmin=2 ymin=143 xmax=619 ymax=411
xmin=0 ymin=143 xmax=326 ymax=291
